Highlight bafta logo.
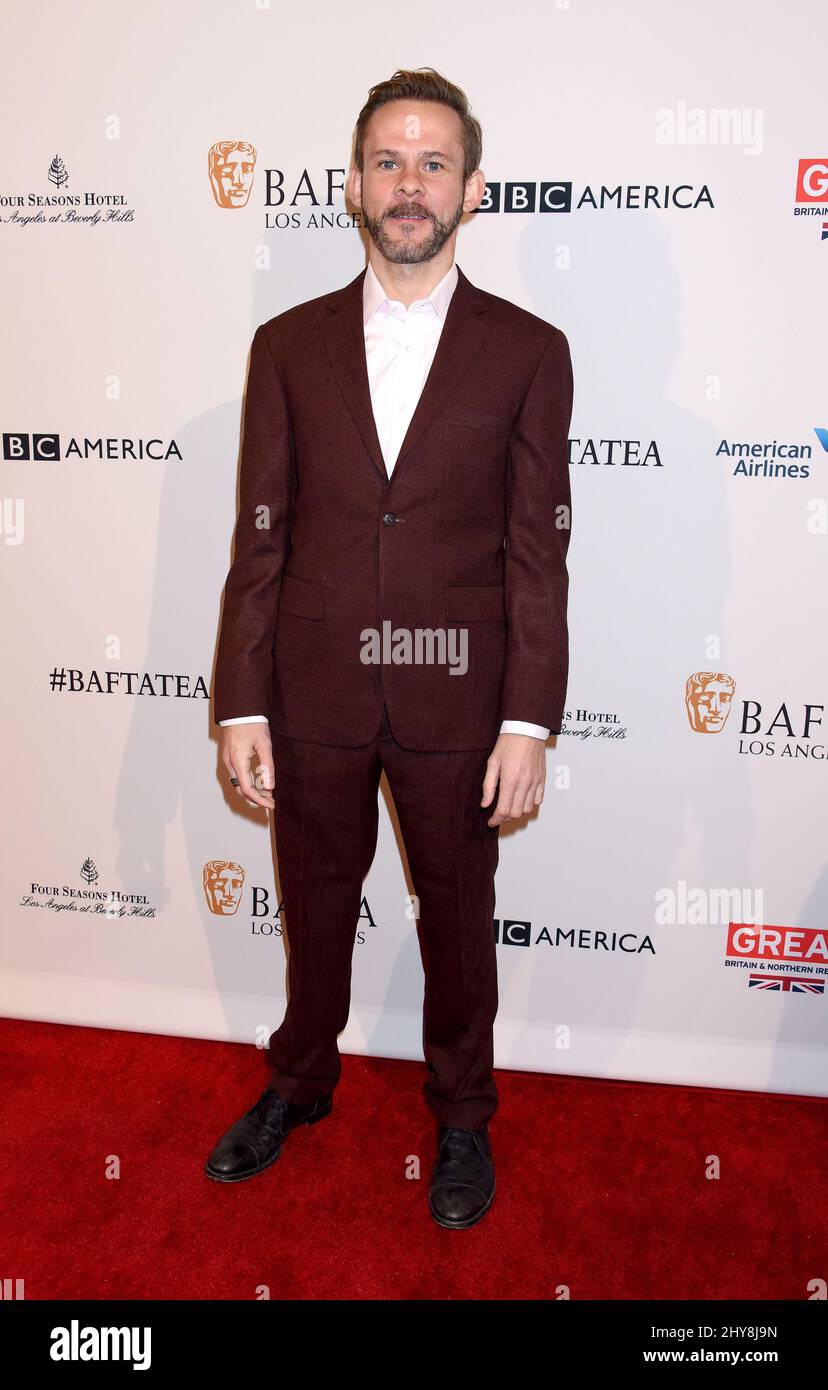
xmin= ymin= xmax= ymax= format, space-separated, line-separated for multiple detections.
xmin=208 ymin=140 xmax=257 ymax=208
xmin=203 ymin=859 xmax=245 ymax=915
xmin=685 ymin=671 xmax=736 ymax=733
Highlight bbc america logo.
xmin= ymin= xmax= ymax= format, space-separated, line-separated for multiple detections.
xmin=4 ymin=433 xmax=61 ymax=459
xmin=494 ymin=918 xmax=531 ymax=946
xmin=474 ymin=184 xmax=575 ymax=214
xmin=3 ymin=432 xmax=180 ymax=461
xmin=475 ymin=181 xmax=713 ymax=213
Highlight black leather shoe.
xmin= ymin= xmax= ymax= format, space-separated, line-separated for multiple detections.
xmin=428 ymin=1125 xmax=495 ymax=1228
xmin=204 ymin=1088 xmax=332 ymax=1183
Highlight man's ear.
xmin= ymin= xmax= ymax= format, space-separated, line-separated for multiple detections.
xmin=464 ymin=169 xmax=486 ymax=213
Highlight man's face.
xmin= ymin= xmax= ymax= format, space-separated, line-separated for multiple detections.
xmin=349 ymin=99 xmax=484 ymax=265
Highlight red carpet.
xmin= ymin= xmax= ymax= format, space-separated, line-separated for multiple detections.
xmin=1 ymin=1015 xmax=825 ymax=1300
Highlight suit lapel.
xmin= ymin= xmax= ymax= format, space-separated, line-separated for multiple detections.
xmin=318 ymin=262 xmax=490 ymax=487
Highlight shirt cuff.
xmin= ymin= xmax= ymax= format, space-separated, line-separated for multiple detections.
xmin=500 ymin=719 xmax=551 ymax=740
xmin=217 ymin=715 xmax=269 ymax=726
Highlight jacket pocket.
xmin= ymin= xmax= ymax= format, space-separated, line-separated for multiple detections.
xmin=278 ymin=572 xmax=325 ymax=621
xmin=445 ymin=583 xmax=505 ymax=622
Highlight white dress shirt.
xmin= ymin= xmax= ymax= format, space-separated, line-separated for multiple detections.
xmin=220 ymin=259 xmax=550 ymax=741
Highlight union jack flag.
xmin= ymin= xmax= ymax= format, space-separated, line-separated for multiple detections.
xmin=749 ymin=974 xmax=825 ymax=994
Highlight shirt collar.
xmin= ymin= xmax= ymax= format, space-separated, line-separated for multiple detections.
xmin=363 ymin=259 xmax=459 ymax=326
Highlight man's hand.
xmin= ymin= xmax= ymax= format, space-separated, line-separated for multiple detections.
xmin=481 ymin=732 xmax=546 ymax=827
xmin=220 ymin=722 xmax=275 ymax=810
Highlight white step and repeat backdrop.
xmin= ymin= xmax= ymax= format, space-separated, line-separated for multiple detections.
xmin=2 ymin=1 xmax=826 ymax=1098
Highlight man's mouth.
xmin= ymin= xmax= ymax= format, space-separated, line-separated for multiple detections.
xmin=390 ymin=213 xmax=429 ymax=221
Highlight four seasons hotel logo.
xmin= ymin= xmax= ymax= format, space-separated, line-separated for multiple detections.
xmin=0 ymin=152 xmax=134 ymax=226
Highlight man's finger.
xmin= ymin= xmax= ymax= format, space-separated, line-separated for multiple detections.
xmin=481 ymin=755 xmax=500 ymax=807
xmin=489 ymin=774 xmax=518 ymax=825
xmin=227 ymin=751 xmax=274 ymax=810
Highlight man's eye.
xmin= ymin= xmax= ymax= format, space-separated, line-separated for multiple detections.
xmin=425 ymin=162 xmax=443 ymax=172
xmin=379 ymin=160 xmax=397 ymax=170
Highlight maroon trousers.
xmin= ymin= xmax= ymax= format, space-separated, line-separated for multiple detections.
xmin=265 ymin=699 xmax=501 ymax=1129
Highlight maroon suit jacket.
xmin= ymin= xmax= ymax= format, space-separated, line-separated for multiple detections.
xmin=213 ymin=263 xmax=574 ymax=751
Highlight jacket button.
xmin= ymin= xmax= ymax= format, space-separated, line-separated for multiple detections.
xmin=382 ymin=512 xmax=398 ymax=526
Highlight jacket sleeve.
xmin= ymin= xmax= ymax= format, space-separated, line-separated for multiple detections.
xmin=499 ymin=328 xmax=574 ymax=736
xmin=213 ymin=325 xmax=296 ymax=725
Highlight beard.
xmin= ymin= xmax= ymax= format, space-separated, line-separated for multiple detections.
xmin=362 ymin=196 xmax=465 ymax=265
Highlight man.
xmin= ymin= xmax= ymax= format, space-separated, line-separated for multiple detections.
xmin=205 ymin=68 xmax=574 ymax=1230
